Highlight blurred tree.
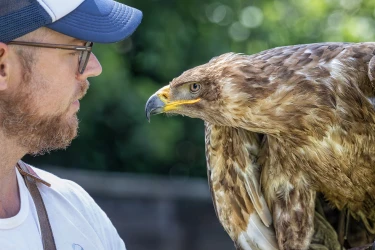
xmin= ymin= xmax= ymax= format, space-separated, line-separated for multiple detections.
xmin=25 ymin=0 xmax=375 ymax=178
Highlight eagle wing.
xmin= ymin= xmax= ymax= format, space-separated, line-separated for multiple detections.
xmin=205 ymin=122 xmax=278 ymax=250
xmin=239 ymin=42 xmax=375 ymax=247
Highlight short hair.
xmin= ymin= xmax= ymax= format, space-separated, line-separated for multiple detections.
xmin=15 ymin=27 xmax=50 ymax=43
xmin=11 ymin=28 xmax=51 ymax=82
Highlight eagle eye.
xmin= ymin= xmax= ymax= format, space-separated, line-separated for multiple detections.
xmin=189 ymin=83 xmax=201 ymax=93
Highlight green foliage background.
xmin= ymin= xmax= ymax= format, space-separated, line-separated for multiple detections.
xmin=25 ymin=0 xmax=375 ymax=177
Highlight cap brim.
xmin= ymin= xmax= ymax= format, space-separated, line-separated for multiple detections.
xmin=47 ymin=0 xmax=142 ymax=43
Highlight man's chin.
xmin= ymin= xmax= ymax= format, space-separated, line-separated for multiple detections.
xmin=26 ymin=118 xmax=79 ymax=156
xmin=1 ymin=93 xmax=81 ymax=156
xmin=27 ymin=129 xmax=78 ymax=156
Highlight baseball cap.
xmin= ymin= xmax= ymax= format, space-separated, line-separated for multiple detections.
xmin=0 ymin=0 xmax=142 ymax=43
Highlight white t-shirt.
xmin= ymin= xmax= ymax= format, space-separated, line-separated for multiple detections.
xmin=0 ymin=166 xmax=126 ymax=250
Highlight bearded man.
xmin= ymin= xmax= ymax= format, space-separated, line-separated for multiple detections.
xmin=0 ymin=0 xmax=142 ymax=249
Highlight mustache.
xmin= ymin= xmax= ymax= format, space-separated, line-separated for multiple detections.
xmin=75 ymin=80 xmax=90 ymax=101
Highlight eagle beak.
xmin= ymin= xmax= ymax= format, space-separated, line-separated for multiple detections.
xmin=145 ymin=86 xmax=170 ymax=122
xmin=145 ymin=94 xmax=166 ymax=121
xmin=145 ymin=85 xmax=201 ymax=121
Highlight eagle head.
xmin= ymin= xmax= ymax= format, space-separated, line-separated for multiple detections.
xmin=145 ymin=53 xmax=251 ymax=125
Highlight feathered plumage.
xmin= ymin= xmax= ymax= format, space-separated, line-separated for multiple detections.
xmin=145 ymin=42 xmax=375 ymax=249
xmin=205 ymin=123 xmax=277 ymax=249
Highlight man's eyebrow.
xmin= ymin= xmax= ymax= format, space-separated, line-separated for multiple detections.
xmin=69 ymin=38 xmax=86 ymax=45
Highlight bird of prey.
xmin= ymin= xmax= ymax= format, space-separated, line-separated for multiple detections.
xmin=145 ymin=42 xmax=375 ymax=250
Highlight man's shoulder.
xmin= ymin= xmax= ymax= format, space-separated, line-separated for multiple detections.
xmin=23 ymin=165 xmax=126 ymax=249
xmin=28 ymin=165 xmax=95 ymax=208
xmin=31 ymin=166 xmax=83 ymax=191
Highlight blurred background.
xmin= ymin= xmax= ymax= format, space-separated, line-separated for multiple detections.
xmin=24 ymin=0 xmax=375 ymax=249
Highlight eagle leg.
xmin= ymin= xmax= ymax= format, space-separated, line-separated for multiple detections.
xmin=272 ymin=182 xmax=316 ymax=250
xmin=310 ymin=211 xmax=341 ymax=250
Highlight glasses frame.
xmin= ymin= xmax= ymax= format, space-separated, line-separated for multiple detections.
xmin=7 ymin=41 xmax=93 ymax=74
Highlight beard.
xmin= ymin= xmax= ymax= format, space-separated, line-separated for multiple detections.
xmin=2 ymin=98 xmax=78 ymax=155
xmin=0 ymin=57 xmax=89 ymax=155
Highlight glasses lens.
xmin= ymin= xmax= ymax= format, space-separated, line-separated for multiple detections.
xmin=78 ymin=42 xmax=93 ymax=74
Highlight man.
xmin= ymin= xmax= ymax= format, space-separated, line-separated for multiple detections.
xmin=0 ymin=0 xmax=142 ymax=249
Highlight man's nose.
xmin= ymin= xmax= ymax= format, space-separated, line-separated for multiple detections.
xmin=77 ymin=53 xmax=102 ymax=79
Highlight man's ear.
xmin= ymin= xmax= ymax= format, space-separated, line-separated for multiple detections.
xmin=0 ymin=43 xmax=10 ymax=91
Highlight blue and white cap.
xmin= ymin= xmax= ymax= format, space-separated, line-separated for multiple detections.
xmin=0 ymin=0 xmax=142 ymax=43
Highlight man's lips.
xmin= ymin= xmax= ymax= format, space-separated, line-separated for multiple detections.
xmin=70 ymin=80 xmax=89 ymax=111
xmin=72 ymin=100 xmax=80 ymax=109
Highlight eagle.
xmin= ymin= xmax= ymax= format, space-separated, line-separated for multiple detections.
xmin=145 ymin=42 xmax=375 ymax=250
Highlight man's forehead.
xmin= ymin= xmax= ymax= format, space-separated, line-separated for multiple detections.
xmin=48 ymin=30 xmax=86 ymax=45
xmin=30 ymin=28 xmax=85 ymax=45
xmin=67 ymin=37 xmax=86 ymax=45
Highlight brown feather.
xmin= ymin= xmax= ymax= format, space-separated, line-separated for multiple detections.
xmin=205 ymin=122 xmax=278 ymax=249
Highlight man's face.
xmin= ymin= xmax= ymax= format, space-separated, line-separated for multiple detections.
xmin=0 ymin=28 xmax=102 ymax=155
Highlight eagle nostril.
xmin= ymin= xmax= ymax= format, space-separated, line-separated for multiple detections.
xmin=161 ymin=94 xmax=168 ymax=100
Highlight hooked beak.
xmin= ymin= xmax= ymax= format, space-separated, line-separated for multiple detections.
xmin=145 ymin=94 xmax=166 ymax=121
xmin=145 ymin=85 xmax=170 ymax=122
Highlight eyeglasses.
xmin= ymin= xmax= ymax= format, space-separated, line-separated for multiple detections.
xmin=7 ymin=41 xmax=93 ymax=74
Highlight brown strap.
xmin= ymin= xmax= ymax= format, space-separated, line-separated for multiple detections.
xmin=17 ymin=161 xmax=57 ymax=250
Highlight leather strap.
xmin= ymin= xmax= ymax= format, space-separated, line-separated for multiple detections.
xmin=17 ymin=161 xmax=57 ymax=250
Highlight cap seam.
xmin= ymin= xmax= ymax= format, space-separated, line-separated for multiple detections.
xmin=36 ymin=0 xmax=56 ymax=21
